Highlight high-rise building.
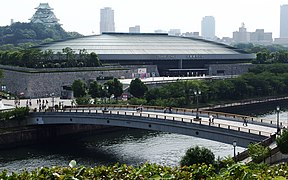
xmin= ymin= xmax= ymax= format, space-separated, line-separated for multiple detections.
xmin=233 ymin=23 xmax=250 ymax=43
xmin=250 ymin=29 xmax=272 ymax=45
xmin=129 ymin=25 xmax=140 ymax=33
xmin=30 ymin=3 xmax=60 ymax=27
xmin=100 ymin=7 xmax=115 ymax=33
xmin=201 ymin=16 xmax=215 ymax=39
xmin=280 ymin=5 xmax=288 ymax=38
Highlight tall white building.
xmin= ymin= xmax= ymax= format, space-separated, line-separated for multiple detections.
xmin=100 ymin=7 xmax=115 ymax=34
xmin=201 ymin=16 xmax=215 ymax=39
xmin=280 ymin=5 xmax=288 ymax=38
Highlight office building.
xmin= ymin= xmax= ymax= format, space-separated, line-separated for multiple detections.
xmin=280 ymin=5 xmax=288 ymax=38
xmin=129 ymin=25 xmax=140 ymax=33
xmin=233 ymin=23 xmax=250 ymax=43
xmin=100 ymin=7 xmax=115 ymax=33
xmin=201 ymin=16 xmax=215 ymax=40
xmin=168 ymin=29 xmax=181 ymax=36
xmin=250 ymin=29 xmax=272 ymax=45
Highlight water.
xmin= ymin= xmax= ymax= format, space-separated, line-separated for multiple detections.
xmin=0 ymin=108 xmax=287 ymax=172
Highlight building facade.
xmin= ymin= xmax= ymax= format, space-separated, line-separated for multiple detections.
xmin=280 ymin=5 xmax=288 ymax=38
xmin=30 ymin=3 xmax=60 ymax=26
xmin=100 ymin=7 xmax=115 ymax=33
xmin=233 ymin=23 xmax=250 ymax=43
xmin=201 ymin=16 xmax=215 ymax=40
xmin=129 ymin=25 xmax=140 ymax=33
xmin=250 ymin=29 xmax=273 ymax=45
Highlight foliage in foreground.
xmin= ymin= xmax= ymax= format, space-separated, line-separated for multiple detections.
xmin=1 ymin=162 xmax=288 ymax=179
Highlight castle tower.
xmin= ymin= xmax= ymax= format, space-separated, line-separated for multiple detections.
xmin=30 ymin=3 xmax=60 ymax=26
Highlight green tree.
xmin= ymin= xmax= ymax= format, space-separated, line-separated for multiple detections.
xmin=72 ymin=79 xmax=86 ymax=98
xmin=106 ymin=78 xmax=123 ymax=100
xmin=88 ymin=81 xmax=102 ymax=98
xmin=276 ymin=129 xmax=288 ymax=154
xmin=75 ymin=95 xmax=91 ymax=105
xmin=248 ymin=143 xmax=271 ymax=163
xmin=88 ymin=52 xmax=101 ymax=67
xmin=180 ymin=146 xmax=215 ymax=166
xmin=128 ymin=78 xmax=148 ymax=98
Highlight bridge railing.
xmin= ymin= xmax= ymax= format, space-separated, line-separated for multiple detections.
xmin=55 ymin=108 xmax=272 ymax=137
xmin=62 ymin=104 xmax=281 ymax=128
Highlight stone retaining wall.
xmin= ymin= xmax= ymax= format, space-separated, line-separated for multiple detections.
xmin=0 ymin=65 xmax=158 ymax=98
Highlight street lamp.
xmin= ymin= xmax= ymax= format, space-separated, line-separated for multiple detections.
xmin=276 ymin=106 xmax=280 ymax=134
xmin=50 ymin=93 xmax=55 ymax=111
xmin=194 ymin=90 xmax=201 ymax=120
xmin=233 ymin=140 xmax=237 ymax=161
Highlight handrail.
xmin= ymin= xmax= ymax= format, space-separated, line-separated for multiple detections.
xmin=60 ymin=104 xmax=280 ymax=127
xmin=42 ymin=108 xmax=272 ymax=138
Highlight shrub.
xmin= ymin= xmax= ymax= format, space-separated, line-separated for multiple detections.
xmin=180 ymin=146 xmax=215 ymax=166
xmin=248 ymin=143 xmax=271 ymax=163
xmin=276 ymin=129 xmax=288 ymax=154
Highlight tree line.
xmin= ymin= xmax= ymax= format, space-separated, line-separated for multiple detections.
xmin=72 ymin=78 xmax=123 ymax=105
xmin=0 ymin=47 xmax=101 ymax=68
xmin=131 ymin=64 xmax=288 ymax=108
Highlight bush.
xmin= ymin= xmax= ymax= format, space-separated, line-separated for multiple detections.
xmin=248 ymin=143 xmax=271 ymax=163
xmin=180 ymin=146 xmax=215 ymax=166
xmin=276 ymin=129 xmax=288 ymax=154
xmin=128 ymin=98 xmax=147 ymax=105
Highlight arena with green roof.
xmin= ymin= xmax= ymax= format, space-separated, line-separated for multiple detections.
xmin=35 ymin=32 xmax=255 ymax=76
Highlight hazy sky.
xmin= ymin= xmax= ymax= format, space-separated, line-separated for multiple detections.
xmin=0 ymin=0 xmax=287 ymax=39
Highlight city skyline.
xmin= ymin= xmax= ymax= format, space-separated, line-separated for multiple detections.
xmin=1 ymin=0 xmax=288 ymax=39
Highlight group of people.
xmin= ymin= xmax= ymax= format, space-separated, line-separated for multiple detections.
xmin=37 ymin=99 xmax=49 ymax=111
xmin=136 ymin=105 xmax=143 ymax=112
xmin=164 ymin=107 xmax=172 ymax=113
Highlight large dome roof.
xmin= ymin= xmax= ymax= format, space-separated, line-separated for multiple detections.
xmin=36 ymin=33 xmax=251 ymax=57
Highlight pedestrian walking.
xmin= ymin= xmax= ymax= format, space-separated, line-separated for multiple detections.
xmin=243 ymin=117 xmax=248 ymax=126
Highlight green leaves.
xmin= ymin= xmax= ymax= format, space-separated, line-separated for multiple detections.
xmin=1 ymin=162 xmax=288 ymax=179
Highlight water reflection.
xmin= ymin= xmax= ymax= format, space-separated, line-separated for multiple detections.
xmin=0 ymin=128 xmax=241 ymax=172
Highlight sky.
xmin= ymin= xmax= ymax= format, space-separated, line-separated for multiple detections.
xmin=0 ymin=0 xmax=288 ymax=39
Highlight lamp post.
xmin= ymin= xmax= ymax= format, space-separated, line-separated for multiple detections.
xmin=276 ymin=106 xmax=280 ymax=134
xmin=233 ymin=140 xmax=237 ymax=161
xmin=51 ymin=93 xmax=55 ymax=111
xmin=194 ymin=90 xmax=201 ymax=120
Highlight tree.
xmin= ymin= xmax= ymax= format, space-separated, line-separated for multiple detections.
xmin=88 ymin=81 xmax=102 ymax=98
xmin=75 ymin=95 xmax=91 ymax=105
xmin=128 ymin=78 xmax=148 ymax=98
xmin=248 ymin=143 xmax=271 ymax=163
xmin=180 ymin=146 xmax=215 ymax=166
xmin=72 ymin=79 xmax=86 ymax=98
xmin=105 ymin=78 xmax=123 ymax=100
xmin=276 ymin=129 xmax=288 ymax=154
xmin=88 ymin=52 xmax=101 ymax=67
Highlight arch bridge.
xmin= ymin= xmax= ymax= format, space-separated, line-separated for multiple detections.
xmin=27 ymin=105 xmax=278 ymax=148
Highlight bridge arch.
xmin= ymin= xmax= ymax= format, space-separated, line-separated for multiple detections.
xmin=27 ymin=109 xmax=271 ymax=147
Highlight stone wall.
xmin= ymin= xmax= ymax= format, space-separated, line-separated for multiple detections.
xmin=207 ymin=63 xmax=255 ymax=76
xmin=0 ymin=65 xmax=159 ymax=98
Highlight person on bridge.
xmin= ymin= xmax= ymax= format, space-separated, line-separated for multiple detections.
xmin=243 ymin=117 xmax=248 ymax=126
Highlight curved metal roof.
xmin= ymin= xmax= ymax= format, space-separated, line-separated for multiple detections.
xmin=36 ymin=33 xmax=251 ymax=56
